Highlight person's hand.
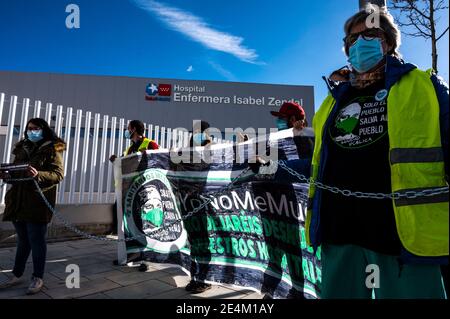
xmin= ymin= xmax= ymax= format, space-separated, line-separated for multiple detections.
xmin=248 ymin=156 xmax=267 ymax=173
xmin=109 ymin=155 xmax=117 ymax=163
xmin=293 ymin=119 xmax=306 ymax=130
xmin=293 ymin=119 xmax=306 ymax=136
xmin=27 ymin=166 xmax=39 ymax=178
xmin=237 ymin=133 xmax=249 ymax=143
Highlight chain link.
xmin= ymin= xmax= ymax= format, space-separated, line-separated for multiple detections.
xmin=277 ymin=160 xmax=449 ymax=200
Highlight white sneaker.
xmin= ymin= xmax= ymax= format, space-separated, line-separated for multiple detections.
xmin=0 ymin=275 xmax=22 ymax=289
xmin=26 ymin=276 xmax=44 ymax=295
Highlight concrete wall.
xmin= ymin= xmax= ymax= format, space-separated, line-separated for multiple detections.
xmin=0 ymin=204 xmax=114 ymax=248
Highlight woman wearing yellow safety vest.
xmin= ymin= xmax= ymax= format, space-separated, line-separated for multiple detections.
xmin=307 ymin=5 xmax=449 ymax=298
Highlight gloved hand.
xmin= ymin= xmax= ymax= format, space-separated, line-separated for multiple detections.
xmin=248 ymin=156 xmax=270 ymax=174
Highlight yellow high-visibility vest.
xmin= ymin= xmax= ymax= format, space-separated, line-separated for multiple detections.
xmin=123 ymin=138 xmax=154 ymax=156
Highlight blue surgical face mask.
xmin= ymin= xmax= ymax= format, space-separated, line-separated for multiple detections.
xmin=276 ymin=118 xmax=289 ymax=130
xmin=348 ymin=36 xmax=384 ymax=73
xmin=27 ymin=129 xmax=43 ymax=143
xmin=193 ymin=133 xmax=207 ymax=145
xmin=124 ymin=129 xmax=134 ymax=139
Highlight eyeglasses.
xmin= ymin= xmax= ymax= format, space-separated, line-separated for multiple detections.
xmin=343 ymin=28 xmax=385 ymax=47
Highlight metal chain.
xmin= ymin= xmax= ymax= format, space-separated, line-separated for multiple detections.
xmin=2 ymin=159 xmax=448 ymax=242
xmin=277 ymin=160 xmax=449 ymax=200
xmin=0 ymin=168 xmax=251 ymax=242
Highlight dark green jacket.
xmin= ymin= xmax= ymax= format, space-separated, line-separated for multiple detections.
xmin=3 ymin=139 xmax=65 ymax=224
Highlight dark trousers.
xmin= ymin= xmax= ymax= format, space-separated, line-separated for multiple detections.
xmin=12 ymin=222 xmax=48 ymax=279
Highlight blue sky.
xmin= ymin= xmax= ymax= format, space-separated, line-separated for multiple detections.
xmin=0 ymin=0 xmax=448 ymax=110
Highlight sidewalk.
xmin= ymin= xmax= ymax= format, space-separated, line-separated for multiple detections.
xmin=0 ymin=239 xmax=263 ymax=299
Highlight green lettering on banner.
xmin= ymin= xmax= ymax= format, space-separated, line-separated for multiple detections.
xmin=262 ymin=218 xmax=272 ymax=237
xmin=315 ymin=245 xmax=322 ymax=260
xmin=257 ymin=241 xmax=269 ymax=261
xmin=308 ymin=259 xmax=316 ymax=284
xmin=247 ymin=239 xmax=257 ymax=258
xmin=216 ymin=237 xmax=225 ymax=254
xmin=300 ymin=228 xmax=314 ymax=253
xmin=239 ymin=212 xmax=251 ymax=233
xmin=315 ymin=264 xmax=322 ymax=283
xmin=206 ymin=216 xmax=216 ymax=232
xmin=252 ymin=216 xmax=263 ymax=235
xmin=209 ymin=237 xmax=217 ymax=254
xmin=231 ymin=215 xmax=244 ymax=232
xmin=231 ymin=237 xmax=240 ymax=257
xmin=238 ymin=238 xmax=249 ymax=257
xmin=302 ymin=258 xmax=312 ymax=282
xmin=281 ymin=253 xmax=287 ymax=270
xmin=225 ymin=215 xmax=235 ymax=232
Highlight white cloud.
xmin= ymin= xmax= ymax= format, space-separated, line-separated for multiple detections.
xmin=208 ymin=61 xmax=237 ymax=81
xmin=186 ymin=65 xmax=194 ymax=72
xmin=131 ymin=0 xmax=259 ymax=63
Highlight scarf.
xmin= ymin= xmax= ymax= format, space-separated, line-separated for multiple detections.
xmin=349 ymin=63 xmax=386 ymax=89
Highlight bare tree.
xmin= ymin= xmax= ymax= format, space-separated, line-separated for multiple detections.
xmin=389 ymin=0 xmax=449 ymax=73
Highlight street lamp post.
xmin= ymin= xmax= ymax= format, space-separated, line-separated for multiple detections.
xmin=359 ymin=0 xmax=387 ymax=9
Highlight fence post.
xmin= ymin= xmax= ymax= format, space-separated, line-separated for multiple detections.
xmin=97 ymin=115 xmax=109 ymax=203
xmin=54 ymin=105 xmax=64 ymax=137
xmin=117 ymin=118 xmax=125 ymax=157
xmin=106 ymin=116 xmax=117 ymax=203
xmin=160 ymin=127 xmax=166 ymax=149
xmin=1 ymin=96 xmax=18 ymax=205
xmin=18 ymin=98 xmax=30 ymax=139
xmin=33 ymin=100 xmax=41 ymax=118
xmin=69 ymin=109 xmax=82 ymax=204
xmin=58 ymin=107 xmax=73 ymax=203
xmin=154 ymin=125 xmax=160 ymax=146
xmin=88 ymin=113 xmax=100 ymax=203
xmin=44 ymin=102 xmax=52 ymax=126
xmin=166 ymin=128 xmax=172 ymax=149
xmin=79 ymin=111 xmax=92 ymax=203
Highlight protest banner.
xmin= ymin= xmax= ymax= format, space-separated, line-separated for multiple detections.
xmin=115 ymin=130 xmax=320 ymax=298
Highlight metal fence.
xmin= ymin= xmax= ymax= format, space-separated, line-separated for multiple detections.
xmin=0 ymin=93 xmax=228 ymax=205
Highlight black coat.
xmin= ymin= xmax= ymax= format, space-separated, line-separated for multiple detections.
xmin=3 ymin=139 xmax=65 ymax=224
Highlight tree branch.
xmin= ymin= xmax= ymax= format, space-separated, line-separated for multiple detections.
xmin=436 ymin=26 xmax=449 ymax=41
xmin=406 ymin=0 xmax=432 ymax=20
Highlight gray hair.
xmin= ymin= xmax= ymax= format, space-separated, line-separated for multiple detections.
xmin=344 ymin=4 xmax=402 ymax=57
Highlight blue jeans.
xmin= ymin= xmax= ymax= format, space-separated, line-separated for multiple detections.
xmin=12 ymin=222 xmax=48 ymax=279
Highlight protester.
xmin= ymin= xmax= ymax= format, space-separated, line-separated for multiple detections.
xmin=250 ymin=102 xmax=314 ymax=299
xmin=189 ymin=120 xmax=213 ymax=148
xmin=306 ymin=5 xmax=448 ymax=298
xmin=250 ymin=101 xmax=314 ymax=180
xmin=183 ymin=120 xmax=213 ymax=293
xmin=109 ymin=120 xmax=159 ymax=163
xmin=111 ymin=120 xmax=159 ymax=264
xmin=0 ymin=118 xmax=66 ymax=295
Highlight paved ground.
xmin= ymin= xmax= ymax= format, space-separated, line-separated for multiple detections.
xmin=0 ymin=239 xmax=263 ymax=299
